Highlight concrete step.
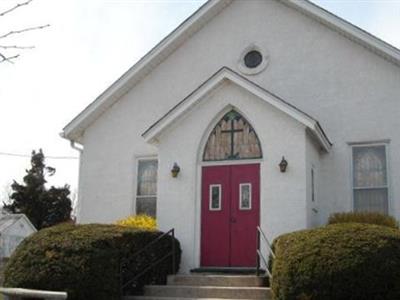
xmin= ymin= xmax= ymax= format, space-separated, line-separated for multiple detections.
xmin=190 ymin=268 xmax=263 ymax=275
xmin=125 ymin=297 xmax=258 ymax=300
xmin=142 ymin=285 xmax=272 ymax=299
xmin=167 ymin=275 xmax=268 ymax=287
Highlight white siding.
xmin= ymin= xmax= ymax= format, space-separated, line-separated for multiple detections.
xmin=0 ymin=218 xmax=36 ymax=258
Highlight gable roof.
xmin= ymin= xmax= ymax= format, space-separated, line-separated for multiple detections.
xmin=61 ymin=0 xmax=400 ymax=143
xmin=281 ymin=0 xmax=400 ymax=66
xmin=62 ymin=0 xmax=233 ymax=143
xmin=0 ymin=214 xmax=37 ymax=234
xmin=142 ymin=67 xmax=332 ymax=152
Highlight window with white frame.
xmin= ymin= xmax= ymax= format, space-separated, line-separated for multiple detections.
xmin=239 ymin=183 xmax=252 ymax=210
xmin=311 ymin=168 xmax=316 ymax=203
xmin=209 ymin=184 xmax=222 ymax=211
xmin=136 ymin=159 xmax=158 ymax=217
xmin=352 ymin=144 xmax=389 ymax=214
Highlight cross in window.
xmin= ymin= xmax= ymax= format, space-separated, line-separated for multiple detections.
xmin=221 ymin=119 xmax=243 ymax=159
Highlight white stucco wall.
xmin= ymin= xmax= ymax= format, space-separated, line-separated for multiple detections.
xmin=305 ymin=132 xmax=322 ymax=228
xmin=155 ymin=81 xmax=309 ymax=272
xmin=75 ymin=0 xmax=399 ymax=251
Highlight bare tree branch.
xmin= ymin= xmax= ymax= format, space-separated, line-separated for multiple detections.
xmin=0 ymin=52 xmax=20 ymax=64
xmin=0 ymin=24 xmax=50 ymax=39
xmin=0 ymin=0 xmax=49 ymax=64
xmin=0 ymin=0 xmax=33 ymax=17
xmin=0 ymin=45 xmax=35 ymax=49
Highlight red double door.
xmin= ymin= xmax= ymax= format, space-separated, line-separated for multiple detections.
xmin=201 ymin=164 xmax=260 ymax=267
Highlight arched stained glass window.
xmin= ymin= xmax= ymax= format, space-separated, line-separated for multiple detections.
xmin=352 ymin=145 xmax=388 ymax=214
xmin=203 ymin=110 xmax=262 ymax=161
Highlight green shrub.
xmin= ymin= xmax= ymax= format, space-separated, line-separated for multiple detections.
xmin=4 ymin=223 xmax=181 ymax=300
xmin=328 ymin=211 xmax=399 ymax=229
xmin=271 ymin=223 xmax=400 ymax=300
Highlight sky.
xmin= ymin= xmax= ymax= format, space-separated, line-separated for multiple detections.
xmin=0 ymin=0 xmax=399 ymax=204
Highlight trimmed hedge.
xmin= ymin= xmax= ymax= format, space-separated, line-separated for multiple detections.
xmin=4 ymin=223 xmax=181 ymax=300
xmin=328 ymin=212 xmax=399 ymax=229
xmin=272 ymin=223 xmax=400 ymax=300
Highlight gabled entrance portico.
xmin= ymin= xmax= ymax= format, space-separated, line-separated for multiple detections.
xmin=144 ymin=67 xmax=330 ymax=273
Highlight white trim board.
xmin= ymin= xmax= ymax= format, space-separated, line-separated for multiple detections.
xmin=142 ymin=67 xmax=332 ymax=152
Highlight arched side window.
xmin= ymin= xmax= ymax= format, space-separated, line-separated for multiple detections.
xmin=203 ymin=110 xmax=262 ymax=161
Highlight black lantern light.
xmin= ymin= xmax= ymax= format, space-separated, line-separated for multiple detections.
xmin=171 ymin=162 xmax=180 ymax=178
xmin=279 ymin=156 xmax=288 ymax=173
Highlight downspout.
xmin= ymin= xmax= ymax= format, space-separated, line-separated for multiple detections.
xmin=70 ymin=140 xmax=83 ymax=154
xmin=68 ymin=139 xmax=83 ymax=223
xmin=58 ymin=132 xmax=83 ymax=153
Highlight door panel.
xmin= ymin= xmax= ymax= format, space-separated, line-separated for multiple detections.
xmin=201 ymin=164 xmax=260 ymax=267
xmin=230 ymin=164 xmax=260 ymax=267
xmin=201 ymin=165 xmax=231 ymax=267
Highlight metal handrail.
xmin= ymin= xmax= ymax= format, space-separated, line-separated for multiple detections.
xmin=258 ymin=227 xmax=275 ymax=259
xmin=0 ymin=288 xmax=67 ymax=299
xmin=256 ymin=226 xmax=275 ymax=278
xmin=120 ymin=228 xmax=176 ymax=294
xmin=125 ymin=228 xmax=175 ymax=262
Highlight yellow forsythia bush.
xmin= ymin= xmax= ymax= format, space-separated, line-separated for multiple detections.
xmin=116 ymin=214 xmax=157 ymax=231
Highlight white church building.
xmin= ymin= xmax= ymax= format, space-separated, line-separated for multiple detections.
xmin=62 ymin=0 xmax=400 ymax=273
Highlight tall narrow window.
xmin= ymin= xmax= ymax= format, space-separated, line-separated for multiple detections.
xmin=136 ymin=159 xmax=158 ymax=217
xmin=203 ymin=110 xmax=262 ymax=161
xmin=240 ymin=183 xmax=252 ymax=210
xmin=209 ymin=184 xmax=222 ymax=211
xmin=311 ymin=168 xmax=315 ymax=202
xmin=352 ymin=144 xmax=389 ymax=214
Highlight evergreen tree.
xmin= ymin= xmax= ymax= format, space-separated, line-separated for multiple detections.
xmin=3 ymin=149 xmax=72 ymax=229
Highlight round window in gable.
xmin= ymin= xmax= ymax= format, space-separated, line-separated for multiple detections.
xmin=244 ymin=50 xmax=263 ymax=68
xmin=238 ymin=45 xmax=269 ymax=75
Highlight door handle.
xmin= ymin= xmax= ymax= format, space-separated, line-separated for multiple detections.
xmin=230 ymin=217 xmax=237 ymax=223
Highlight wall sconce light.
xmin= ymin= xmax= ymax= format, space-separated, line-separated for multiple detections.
xmin=171 ymin=162 xmax=180 ymax=178
xmin=279 ymin=156 xmax=288 ymax=173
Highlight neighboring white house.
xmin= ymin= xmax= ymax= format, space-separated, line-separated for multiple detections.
xmin=61 ymin=0 xmax=400 ymax=273
xmin=0 ymin=214 xmax=37 ymax=258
